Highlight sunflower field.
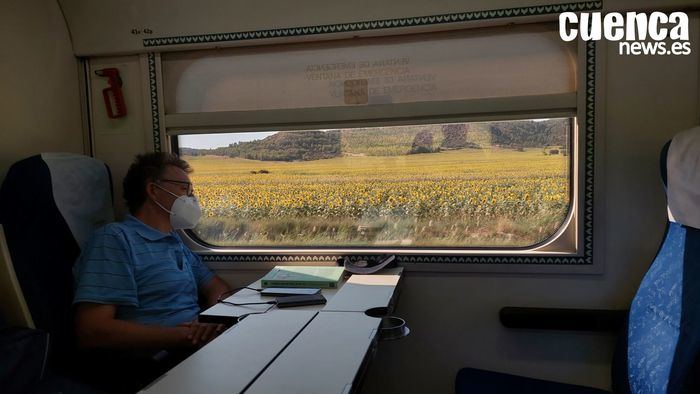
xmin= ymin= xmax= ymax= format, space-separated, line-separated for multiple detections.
xmin=186 ymin=148 xmax=569 ymax=247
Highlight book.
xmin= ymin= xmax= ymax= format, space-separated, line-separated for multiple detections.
xmin=261 ymin=266 xmax=345 ymax=289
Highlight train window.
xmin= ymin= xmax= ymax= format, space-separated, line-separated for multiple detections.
xmin=177 ymin=117 xmax=572 ymax=249
xmin=161 ymin=22 xmax=583 ymax=258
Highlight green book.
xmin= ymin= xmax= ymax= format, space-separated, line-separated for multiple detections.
xmin=261 ymin=266 xmax=345 ymax=289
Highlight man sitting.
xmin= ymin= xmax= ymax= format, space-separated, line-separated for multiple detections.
xmin=72 ymin=152 xmax=231 ymax=391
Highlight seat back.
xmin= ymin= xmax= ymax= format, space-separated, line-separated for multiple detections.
xmin=622 ymin=127 xmax=700 ymax=393
xmin=0 ymin=153 xmax=114 ymax=366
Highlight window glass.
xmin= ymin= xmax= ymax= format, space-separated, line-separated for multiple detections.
xmin=179 ymin=118 xmax=571 ymax=248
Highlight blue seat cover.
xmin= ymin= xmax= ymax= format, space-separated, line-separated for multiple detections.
xmin=628 ymin=222 xmax=685 ymax=393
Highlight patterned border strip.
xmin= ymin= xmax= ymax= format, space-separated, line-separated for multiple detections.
xmin=143 ymin=1 xmax=602 ymax=47
xmin=200 ymin=252 xmax=588 ymax=265
xmin=200 ymin=41 xmax=596 ymax=266
xmin=148 ymin=53 xmax=161 ymax=152
xmin=198 ymin=254 xmax=584 ymax=266
xmin=583 ymin=40 xmax=596 ymax=264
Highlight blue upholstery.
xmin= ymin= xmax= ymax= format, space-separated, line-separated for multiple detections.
xmin=627 ymin=223 xmax=700 ymax=393
xmin=669 ymin=226 xmax=700 ymax=392
xmin=0 ymin=154 xmax=113 ymax=370
xmin=457 ymin=135 xmax=700 ymax=393
xmin=628 ymin=223 xmax=685 ymax=393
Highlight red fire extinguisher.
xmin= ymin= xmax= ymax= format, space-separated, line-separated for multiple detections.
xmin=94 ymin=68 xmax=127 ymax=118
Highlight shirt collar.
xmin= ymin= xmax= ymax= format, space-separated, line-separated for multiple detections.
xmin=124 ymin=214 xmax=173 ymax=241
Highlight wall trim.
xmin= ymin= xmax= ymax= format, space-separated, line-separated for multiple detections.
xmin=148 ymin=53 xmax=162 ymax=152
xmin=143 ymin=1 xmax=602 ymax=48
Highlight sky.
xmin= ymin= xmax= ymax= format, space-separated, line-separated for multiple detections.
xmin=179 ymin=131 xmax=277 ymax=149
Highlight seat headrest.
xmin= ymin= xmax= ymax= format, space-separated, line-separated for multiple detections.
xmin=40 ymin=153 xmax=114 ymax=249
xmin=666 ymin=126 xmax=700 ymax=229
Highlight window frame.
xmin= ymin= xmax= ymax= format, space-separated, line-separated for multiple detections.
xmin=149 ymin=27 xmax=598 ymax=273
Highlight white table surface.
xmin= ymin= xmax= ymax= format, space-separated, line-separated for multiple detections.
xmin=140 ymin=310 xmax=317 ymax=394
xmin=323 ymin=267 xmax=403 ymax=312
xmin=245 ymin=311 xmax=381 ymax=394
xmin=201 ymin=267 xmax=403 ymax=320
xmin=145 ymin=267 xmax=404 ymax=393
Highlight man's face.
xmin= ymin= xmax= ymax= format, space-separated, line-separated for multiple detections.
xmin=151 ymin=165 xmax=194 ymax=211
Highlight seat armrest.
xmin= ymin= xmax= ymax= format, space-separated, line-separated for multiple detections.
xmin=499 ymin=307 xmax=627 ymax=332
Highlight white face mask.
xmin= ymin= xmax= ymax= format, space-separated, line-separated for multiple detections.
xmin=152 ymin=183 xmax=202 ymax=229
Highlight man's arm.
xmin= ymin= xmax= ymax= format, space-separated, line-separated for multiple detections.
xmin=75 ymin=303 xmax=221 ymax=349
xmin=200 ymin=276 xmax=232 ymax=309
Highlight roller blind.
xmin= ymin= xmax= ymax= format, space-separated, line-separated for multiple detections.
xmin=162 ymin=24 xmax=576 ymax=114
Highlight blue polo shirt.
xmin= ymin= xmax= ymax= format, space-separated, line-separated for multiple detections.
xmin=73 ymin=215 xmax=214 ymax=327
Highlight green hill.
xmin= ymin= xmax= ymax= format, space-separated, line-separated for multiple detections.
xmin=181 ymin=119 xmax=567 ymax=161
xmin=190 ymin=130 xmax=341 ymax=161
xmin=489 ymin=119 xmax=568 ymax=149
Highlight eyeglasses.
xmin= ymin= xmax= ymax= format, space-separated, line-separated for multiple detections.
xmin=158 ymin=179 xmax=195 ymax=196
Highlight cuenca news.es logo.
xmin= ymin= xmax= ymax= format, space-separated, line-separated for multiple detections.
xmin=559 ymin=12 xmax=691 ymax=56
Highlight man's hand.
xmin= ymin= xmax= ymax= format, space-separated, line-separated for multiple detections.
xmin=177 ymin=321 xmax=225 ymax=347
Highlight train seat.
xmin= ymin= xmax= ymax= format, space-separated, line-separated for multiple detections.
xmin=0 ymin=153 xmax=113 ymax=392
xmin=456 ymin=126 xmax=700 ymax=393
